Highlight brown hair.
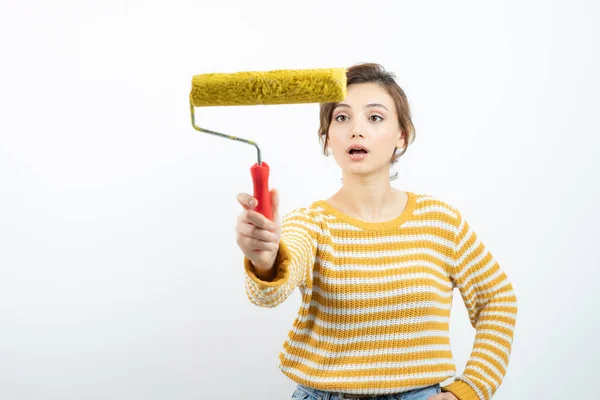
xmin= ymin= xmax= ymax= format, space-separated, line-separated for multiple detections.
xmin=318 ymin=63 xmax=415 ymax=169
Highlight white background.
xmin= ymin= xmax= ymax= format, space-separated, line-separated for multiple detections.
xmin=1 ymin=0 xmax=598 ymax=399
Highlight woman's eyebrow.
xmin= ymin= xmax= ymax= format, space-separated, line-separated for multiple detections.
xmin=366 ymin=103 xmax=388 ymax=110
xmin=333 ymin=103 xmax=389 ymax=110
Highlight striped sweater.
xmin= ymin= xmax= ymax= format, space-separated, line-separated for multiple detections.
xmin=243 ymin=192 xmax=517 ymax=400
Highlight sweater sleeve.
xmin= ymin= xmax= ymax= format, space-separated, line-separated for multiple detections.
xmin=441 ymin=208 xmax=518 ymax=400
xmin=243 ymin=207 xmax=319 ymax=308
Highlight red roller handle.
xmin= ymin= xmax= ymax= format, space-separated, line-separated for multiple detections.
xmin=250 ymin=161 xmax=272 ymax=221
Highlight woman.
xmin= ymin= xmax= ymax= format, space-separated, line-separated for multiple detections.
xmin=235 ymin=63 xmax=517 ymax=400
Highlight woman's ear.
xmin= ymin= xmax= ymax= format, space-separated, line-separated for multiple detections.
xmin=396 ymin=131 xmax=406 ymax=150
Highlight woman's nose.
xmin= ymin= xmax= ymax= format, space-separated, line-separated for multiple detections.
xmin=349 ymin=118 xmax=367 ymax=138
xmin=349 ymin=123 xmax=364 ymax=137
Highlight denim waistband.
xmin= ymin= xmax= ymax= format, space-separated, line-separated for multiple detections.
xmin=295 ymin=383 xmax=441 ymax=400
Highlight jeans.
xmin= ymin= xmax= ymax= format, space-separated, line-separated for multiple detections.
xmin=291 ymin=383 xmax=442 ymax=400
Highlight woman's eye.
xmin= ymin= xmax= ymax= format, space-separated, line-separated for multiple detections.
xmin=370 ymin=115 xmax=383 ymax=122
xmin=335 ymin=115 xmax=348 ymax=122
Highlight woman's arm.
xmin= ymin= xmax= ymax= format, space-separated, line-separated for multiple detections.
xmin=442 ymin=207 xmax=518 ymax=400
xmin=244 ymin=208 xmax=319 ymax=308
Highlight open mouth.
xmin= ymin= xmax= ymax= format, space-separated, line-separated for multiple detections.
xmin=348 ymin=149 xmax=368 ymax=160
xmin=348 ymin=149 xmax=368 ymax=155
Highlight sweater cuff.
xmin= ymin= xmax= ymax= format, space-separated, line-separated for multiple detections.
xmin=441 ymin=380 xmax=480 ymax=400
xmin=244 ymin=240 xmax=292 ymax=289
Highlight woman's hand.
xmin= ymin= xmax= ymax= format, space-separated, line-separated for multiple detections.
xmin=235 ymin=189 xmax=282 ymax=269
xmin=427 ymin=392 xmax=458 ymax=400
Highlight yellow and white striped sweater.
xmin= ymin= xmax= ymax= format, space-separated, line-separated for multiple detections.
xmin=244 ymin=192 xmax=517 ymax=400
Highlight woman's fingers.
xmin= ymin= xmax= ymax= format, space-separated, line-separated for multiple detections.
xmin=237 ymin=192 xmax=257 ymax=210
xmin=237 ymin=221 xmax=279 ymax=243
xmin=238 ymin=208 xmax=275 ymax=232
xmin=236 ymin=234 xmax=279 ymax=252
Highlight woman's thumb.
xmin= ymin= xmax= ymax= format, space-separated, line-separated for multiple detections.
xmin=270 ymin=188 xmax=280 ymax=219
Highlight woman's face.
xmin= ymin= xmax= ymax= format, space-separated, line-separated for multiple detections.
xmin=327 ymin=82 xmax=404 ymax=178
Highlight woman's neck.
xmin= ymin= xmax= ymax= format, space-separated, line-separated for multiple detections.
xmin=328 ymin=181 xmax=405 ymax=223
